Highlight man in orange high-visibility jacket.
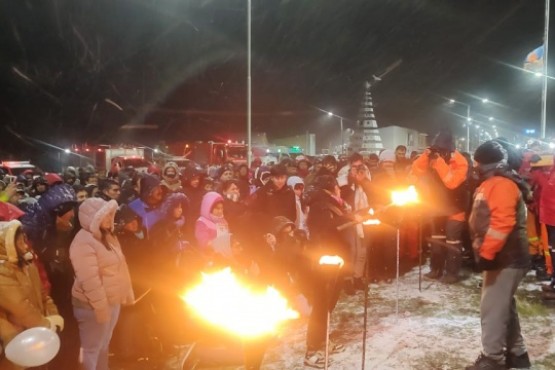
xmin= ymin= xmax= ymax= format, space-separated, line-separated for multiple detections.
xmin=412 ymin=131 xmax=470 ymax=284
xmin=466 ymin=141 xmax=530 ymax=370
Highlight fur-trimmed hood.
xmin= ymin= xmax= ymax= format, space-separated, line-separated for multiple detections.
xmin=160 ymin=192 xmax=188 ymax=218
xmin=78 ymin=198 xmax=118 ymax=240
xmin=200 ymin=192 xmax=223 ymax=220
xmin=0 ymin=220 xmax=23 ymax=263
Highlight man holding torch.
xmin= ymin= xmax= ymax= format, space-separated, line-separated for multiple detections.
xmin=304 ymin=174 xmax=358 ymax=368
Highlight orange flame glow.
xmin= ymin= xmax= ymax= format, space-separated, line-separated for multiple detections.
xmin=318 ymin=255 xmax=344 ymax=267
xmin=391 ymin=185 xmax=419 ymax=206
xmin=180 ymin=268 xmax=299 ymax=338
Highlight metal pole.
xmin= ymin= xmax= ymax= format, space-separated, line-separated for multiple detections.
xmin=541 ymin=0 xmax=550 ymax=139
xmin=247 ymin=0 xmax=252 ymax=166
xmin=466 ymin=105 xmax=471 ymax=152
xmin=340 ymin=117 xmax=344 ymax=155
xmin=395 ymin=227 xmax=400 ymax=320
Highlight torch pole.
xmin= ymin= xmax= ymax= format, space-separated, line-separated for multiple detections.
xmin=418 ymin=218 xmax=423 ymax=292
xmin=396 ymin=227 xmax=400 ymax=320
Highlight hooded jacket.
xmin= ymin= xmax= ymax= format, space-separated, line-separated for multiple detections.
xmin=19 ymin=183 xmax=76 ymax=249
xmin=128 ymin=174 xmax=164 ymax=234
xmin=70 ymin=198 xmax=134 ymax=322
xmin=195 ymin=192 xmax=229 ymax=249
xmin=0 ymin=221 xmax=58 ymax=352
xmin=161 ymin=162 xmax=182 ymax=192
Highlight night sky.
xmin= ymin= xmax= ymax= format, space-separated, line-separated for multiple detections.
xmin=0 ymin=0 xmax=552 ymax=159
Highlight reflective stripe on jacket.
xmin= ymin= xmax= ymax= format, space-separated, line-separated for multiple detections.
xmin=469 ymin=176 xmax=529 ymax=269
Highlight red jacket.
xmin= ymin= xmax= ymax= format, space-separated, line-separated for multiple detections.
xmin=531 ymin=167 xmax=555 ymax=226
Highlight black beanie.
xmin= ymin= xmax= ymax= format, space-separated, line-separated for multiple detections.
xmin=474 ymin=140 xmax=506 ymax=165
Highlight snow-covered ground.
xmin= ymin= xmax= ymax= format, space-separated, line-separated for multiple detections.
xmin=256 ymin=267 xmax=555 ymax=370
xmin=168 ymin=266 xmax=555 ymax=369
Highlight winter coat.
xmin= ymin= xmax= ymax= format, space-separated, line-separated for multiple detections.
xmin=19 ymin=183 xmax=76 ymax=249
xmin=195 ymin=192 xmax=229 ymax=249
xmin=530 ymin=166 xmax=555 ymax=226
xmin=248 ymin=180 xmax=296 ymax=233
xmin=0 ymin=220 xmax=58 ymax=364
xmin=161 ymin=162 xmax=182 ymax=192
xmin=127 ymin=174 xmax=169 ymax=237
xmin=306 ymin=189 xmax=351 ymax=258
xmin=70 ymin=198 xmax=134 ymax=323
xmin=411 ymin=150 xmax=469 ymax=218
xmin=469 ymin=175 xmax=529 ymax=270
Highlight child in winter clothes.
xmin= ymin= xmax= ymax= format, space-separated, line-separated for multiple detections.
xmin=195 ymin=192 xmax=232 ymax=259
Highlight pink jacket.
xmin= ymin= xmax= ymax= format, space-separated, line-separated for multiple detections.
xmin=195 ymin=192 xmax=228 ymax=248
xmin=70 ymin=198 xmax=134 ymax=323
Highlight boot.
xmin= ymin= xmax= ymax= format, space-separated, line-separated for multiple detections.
xmin=505 ymin=351 xmax=531 ymax=369
xmin=424 ymin=269 xmax=443 ymax=280
xmin=465 ymin=354 xmax=504 ymax=370
xmin=444 ymin=244 xmax=462 ymax=284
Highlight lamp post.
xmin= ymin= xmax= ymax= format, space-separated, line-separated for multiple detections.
xmin=448 ymin=98 xmax=490 ymax=152
xmin=327 ymin=112 xmax=344 ymax=155
xmin=449 ymin=99 xmax=471 ymax=152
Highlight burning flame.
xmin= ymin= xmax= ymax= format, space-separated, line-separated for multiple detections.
xmin=180 ymin=268 xmax=299 ymax=338
xmin=391 ymin=185 xmax=419 ymax=206
xmin=363 ymin=208 xmax=381 ymax=225
xmin=318 ymin=255 xmax=344 ymax=267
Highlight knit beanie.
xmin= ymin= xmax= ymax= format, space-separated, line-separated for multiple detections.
xmin=474 ymin=140 xmax=507 ymax=165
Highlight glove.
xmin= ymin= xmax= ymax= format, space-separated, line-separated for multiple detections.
xmin=46 ymin=315 xmax=64 ymax=332
xmin=477 ymin=257 xmax=497 ymax=272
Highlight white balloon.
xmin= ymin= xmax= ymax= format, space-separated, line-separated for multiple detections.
xmin=5 ymin=327 xmax=60 ymax=367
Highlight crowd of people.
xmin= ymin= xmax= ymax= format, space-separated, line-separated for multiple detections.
xmin=0 ymin=131 xmax=554 ymax=370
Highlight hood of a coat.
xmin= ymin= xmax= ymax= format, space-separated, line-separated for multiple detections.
xmin=0 ymin=220 xmax=22 ymax=263
xmin=160 ymin=192 xmax=188 ymax=218
xmin=162 ymin=162 xmax=180 ymax=182
xmin=78 ymin=198 xmax=118 ymax=239
xmin=200 ymin=192 xmax=223 ymax=220
xmin=38 ymin=183 xmax=76 ymax=215
xmin=139 ymin=174 xmax=161 ymax=201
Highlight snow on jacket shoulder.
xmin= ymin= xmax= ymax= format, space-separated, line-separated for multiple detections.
xmin=70 ymin=198 xmax=134 ymax=321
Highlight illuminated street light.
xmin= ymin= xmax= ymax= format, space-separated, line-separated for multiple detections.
xmin=449 ymin=98 xmax=456 ymax=104
xmin=154 ymin=148 xmax=159 ymax=154
xmin=549 ymin=143 xmax=555 ymax=149
xmin=475 ymin=124 xmax=480 ymax=129
xmin=64 ymin=149 xmax=70 ymax=154
xmin=482 ymin=98 xmax=489 ymax=104
xmin=488 ymin=117 xmax=494 ymax=121
xmin=535 ymin=72 xmax=543 ymax=77
xmin=327 ymin=111 xmax=333 ymax=117
xmin=466 ymin=117 xmax=472 ymax=122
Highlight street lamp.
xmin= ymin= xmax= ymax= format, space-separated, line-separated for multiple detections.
xmin=328 ymin=112 xmax=344 ymax=155
xmin=315 ymin=107 xmax=346 ymax=155
xmin=448 ymin=99 xmax=471 ymax=152
xmin=448 ymin=97 xmax=490 ymax=152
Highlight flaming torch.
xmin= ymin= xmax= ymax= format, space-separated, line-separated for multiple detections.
xmin=180 ymin=268 xmax=299 ymax=369
xmin=390 ymin=185 xmax=419 ymax=319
